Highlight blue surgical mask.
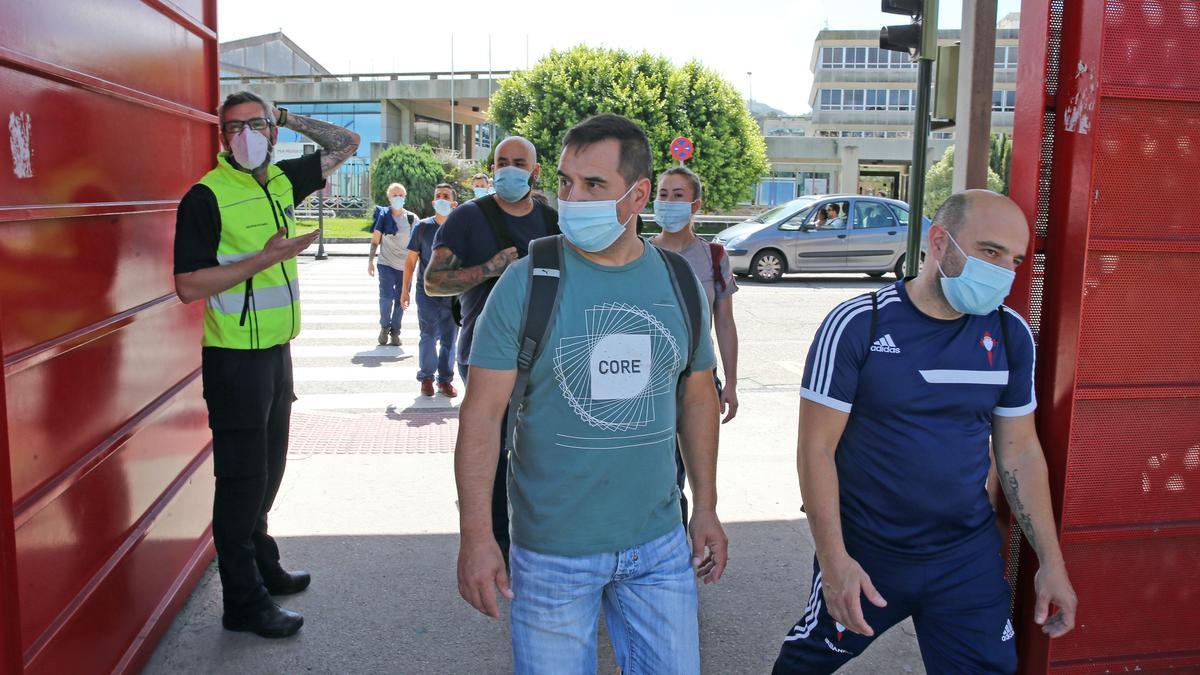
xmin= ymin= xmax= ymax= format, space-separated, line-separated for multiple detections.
xmin=390 ymin=195 xmax=406 ymax=210
xmin=558 ymin=182 xmax=638 ymax=253
xmin=938 ymin=233 xmax=1016 ymax=315
xmin=494 ymin=166 xmax=532 ymax=202
xmin=433 ymin=199 xmax=453 ymax=216
xmin=653 ymin=199 xmax=696 ymax=233
xmin=473 ymin=186 xmax=490 ymax=199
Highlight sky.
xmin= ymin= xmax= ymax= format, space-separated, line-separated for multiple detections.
xmin=218 ymin=0 xmax=1021 ymax=115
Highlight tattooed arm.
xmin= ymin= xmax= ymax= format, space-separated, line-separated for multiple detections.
xmin=993 ymin=413 xmax=1078 ymax=638
xmin=279 ymin=109 xmax=360 ymax=178
xmin=423 ymin=246 xmax=518 ymax=297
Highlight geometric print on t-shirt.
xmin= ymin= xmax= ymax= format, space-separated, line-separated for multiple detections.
xmin=553 ymin=302 xmax=681 ymax=432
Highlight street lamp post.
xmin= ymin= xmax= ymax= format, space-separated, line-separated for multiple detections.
xmin=746 ymin=71 xmax=753 ymax=110
xmin=315 ymin=186 xmax=327 ymax=260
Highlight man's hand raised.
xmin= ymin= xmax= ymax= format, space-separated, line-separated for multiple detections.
xmin=261 ymin=228 xmax=318 ymax=265
xmin=819 ymin=553 xmax=888 ymax=637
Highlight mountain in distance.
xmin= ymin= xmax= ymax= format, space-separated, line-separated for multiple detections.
xmin=748 ymin=99 xmax=790 ymax=118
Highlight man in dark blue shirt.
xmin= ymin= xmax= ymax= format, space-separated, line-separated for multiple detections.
xmin=774 ymin=190 xmax=1077 ymax=674
xmin=424 ymin=135 xmax=557 ymax=558
xmin=402 ymin=183 xmax=459 ymax=397
xmin=425 ymin=136 xmax=556 ymax=380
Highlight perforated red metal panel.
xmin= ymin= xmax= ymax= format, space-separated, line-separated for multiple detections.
xmin=1011 ymin=0 xmax=1200 ymax=671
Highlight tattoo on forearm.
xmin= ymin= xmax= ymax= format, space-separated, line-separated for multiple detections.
xmin=425 ymin=252 xmax=485 ymax=295
xmin=285 ymin=114 xmax=359 ymax=177
xmin=1000 ymin=468 xmax=1038 ymax=552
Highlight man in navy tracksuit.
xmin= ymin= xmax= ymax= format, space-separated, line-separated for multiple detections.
xmin=774 ymin=190 xmax=1078 ymax=674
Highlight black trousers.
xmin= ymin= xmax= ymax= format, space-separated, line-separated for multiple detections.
xmin=202 ymin=344 xmax=294 ymax=613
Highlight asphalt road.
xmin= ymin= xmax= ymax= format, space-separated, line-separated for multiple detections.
xmin=144 ymin=263 xmax=924 ymax=674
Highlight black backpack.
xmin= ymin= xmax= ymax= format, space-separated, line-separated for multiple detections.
xmin=450 ymin=194 xmax=560 ymax=326
xmin=502 ymin=235 xmax=704 ymax=455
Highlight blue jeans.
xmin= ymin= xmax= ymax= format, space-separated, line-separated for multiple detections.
xmin=377 ymin=264 xmax=403 ymax=330
xmin=509 ymin=525 xmax=699 ymax=675
xmin=415 ymin=289 xmax=457 ymax=382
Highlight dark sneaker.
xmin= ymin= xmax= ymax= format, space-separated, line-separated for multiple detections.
xmin=222 ymin=603 xmax=304 ymax=638
xmin=437 ymin=381 xmax=458 ymax=398
xmin=389 ymin=328 xmax=401 ymax=346
xmin=420 ymin=379 xmax=435 ymax=397
xmin=378 ymin=326 xmax=389 ymax=346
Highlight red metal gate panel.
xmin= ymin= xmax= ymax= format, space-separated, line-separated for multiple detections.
xmin=1011 ymin=0 xmax=1200 ymax=671
xmin=0 ymin=1 xmax=218 ymax=672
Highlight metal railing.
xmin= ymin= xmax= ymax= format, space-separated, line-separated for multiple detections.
xmin=220 ymin=70 xmax=513 ymax=85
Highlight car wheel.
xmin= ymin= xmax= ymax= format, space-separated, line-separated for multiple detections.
xmin=751 ymin=250 xmax=785 ymax=283
xmin=894 ymin=252 xmax=926 ymax=279
xmin=867 ymin=272 xmax=885 ymax=278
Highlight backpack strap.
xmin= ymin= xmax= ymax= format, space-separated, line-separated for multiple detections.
xmin=475 ymin=194 xmax=516 ymax=249
xmin=658 ymin=247 xmax=702 ymax=378
xmin=504 ymin=235 xmax=564 ymax=454
xmin=708 ymin=242 xmax=727 ymax=295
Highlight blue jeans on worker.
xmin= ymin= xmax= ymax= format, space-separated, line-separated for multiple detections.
xmin=415 ymin=289 xmax=457 ymax=383
xmin=773 ymin=527 xmax=1016 ymax=675
xmin=376 ymin=263 xmax=403 ymax=330
xmin=509 ymin=525 xmax=700 ymax=675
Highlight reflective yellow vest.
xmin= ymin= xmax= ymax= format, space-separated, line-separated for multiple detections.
xmin=198 ymin=153 xmax=301 ymax=349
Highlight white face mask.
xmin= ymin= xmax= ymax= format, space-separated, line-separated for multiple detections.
xmin=230 ymin=127 xmax=270 ymax=171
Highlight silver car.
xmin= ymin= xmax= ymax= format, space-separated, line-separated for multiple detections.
xmin=712 ymin=195 xmax=932 ymax=282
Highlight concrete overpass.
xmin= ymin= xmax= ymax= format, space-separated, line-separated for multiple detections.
xmin=219 ymin=70 xmax=510 ymax=160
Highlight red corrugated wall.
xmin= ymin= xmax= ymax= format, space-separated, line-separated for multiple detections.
xmin=1010 ymin=0 xmax=1200 ymax=671
xmin=0 ymin=1 xmax=218 ymax=672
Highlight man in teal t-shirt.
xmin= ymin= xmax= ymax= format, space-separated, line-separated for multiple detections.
xmin=454 ymin=113 xmax=729 ymax=674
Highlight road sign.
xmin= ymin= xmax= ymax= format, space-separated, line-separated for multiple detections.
xmin=670 ymin=136 xmax=694 ymax=162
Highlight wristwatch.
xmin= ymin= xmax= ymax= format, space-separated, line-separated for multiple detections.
xmin=275 ymin=106 xmax=288 ymax=127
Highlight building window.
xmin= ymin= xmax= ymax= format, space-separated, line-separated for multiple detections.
xmin=994 ymin=46 xmax=1018 ymax=69
xmin=820 ymin=45 xmax=914 ymax=69
xmin=276 ymin=101 xmax=380 ymax=158
xmin=755 ymin=178 xmax=797 ymax=206
xmin=992 ymin=89 xmax=1016 ymax=112
xmin=414 ymin=115 xmax=452 ymax=148
xmin=818 ymin=89 xmax=914 ymax=111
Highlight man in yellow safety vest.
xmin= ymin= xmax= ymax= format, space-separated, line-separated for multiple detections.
xmin=173 ymin=91 xmax=359 ymax=638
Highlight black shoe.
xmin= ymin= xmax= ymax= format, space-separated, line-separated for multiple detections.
xmin=264 ymin=570 xmax=312 ymax=596
xmin=378 ymin=326 xmax=389 ymax=346
xmin=222 ymin=603 xmax=304 ymax=638
xmin=389 ymin=328 xmax=401 ymax=346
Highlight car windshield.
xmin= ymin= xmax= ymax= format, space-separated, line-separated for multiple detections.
xmin=746 ymin=197 xmax=817 ymax=224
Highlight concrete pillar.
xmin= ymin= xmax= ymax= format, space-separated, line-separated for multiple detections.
xmin=952 ymin=0 xmax=998 ymax=191
xmin=399 ymin=105 xmax=413 ymax=145
xmin=840 ymin=145 xmax=860 ymax=194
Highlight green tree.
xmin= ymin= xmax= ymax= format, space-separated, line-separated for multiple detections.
xmin=924 ymin=145 xmax=1005 ymax=216
xmin=369 ymin=144 xmax=445 ymax=217
xmin=490 ymin=46 xmax=769 ymax=211
xmin=989 ymin=133 xmax=1012 ymax=195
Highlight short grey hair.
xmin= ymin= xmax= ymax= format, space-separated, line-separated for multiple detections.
xmin=932 ymin=192 xmax=970 ymax=235
xmin=218 ymin=91 xmax=273 ymax=127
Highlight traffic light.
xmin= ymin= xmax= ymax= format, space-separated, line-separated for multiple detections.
xmin=880 ymin=0 xmax=939 ymax=60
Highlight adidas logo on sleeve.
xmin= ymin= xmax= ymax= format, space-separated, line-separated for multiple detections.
xmin=870 ymin=334 xmax=901 ymax=354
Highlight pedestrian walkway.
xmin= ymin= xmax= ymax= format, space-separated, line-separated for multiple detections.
xmin=144 ymin=257 xmax=923 ymax=674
